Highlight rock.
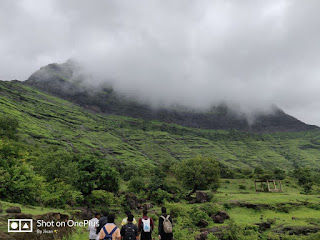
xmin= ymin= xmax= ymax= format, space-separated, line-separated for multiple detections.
xmin=202 ymin=226 xmax=226 ymax=233
xmin=255 ymin=222 xmax=271 ymax=231
xmin=198 ymin=226 xmax=227 ymax=239
xmin=277 ymin=226 xmax=320 ymax=235
xmin=139 ymin=203 xmax=154 ymax=210
xmin=217 ymin=211 xmax=230 ymax=220
xmin=195 ymin=231 xmax=208 ymax=240
xmin=190 ymin=191 xmax=209 ymax=204
xmin=73 ymin=207 xmax=93 ymax=219
xmin=6 ymin=207 xmax=21 ymax=213
xmin=0 ymin=232 xmax=10 ymax=240
xmin=211 ymin=211 xmax=230 ymax=223
xmin=212 ymin=215 xmax=224 ymax=223
xmin=197 ymin=219 xmax=209 ymax=228
xmin=125 ymin=192 xmax=139 ymax=209
xmin=7 ymin=213 xmax=33 ymax=219
xmin=196 ymin=192 xmax=209 ymax=203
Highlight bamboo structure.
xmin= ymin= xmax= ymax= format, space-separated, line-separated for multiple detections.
xmin=254 ymin=179 xmax=283 ymax=192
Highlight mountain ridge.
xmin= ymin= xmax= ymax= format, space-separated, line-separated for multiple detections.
xmin=24 ymin=61 xmax=318 ymax=133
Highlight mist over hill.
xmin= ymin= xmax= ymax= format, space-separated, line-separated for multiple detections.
xmin=25 ymin=61 xmax=317 ymax=133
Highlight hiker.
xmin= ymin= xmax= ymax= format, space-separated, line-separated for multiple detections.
xmin=99 ymin=214 xmax=121 ymax=240
xmin=158 ymin=207 xmax=173 ymax=240
xmin=96 ymin=210 xmax=109 ymax=237
xmin=88 ymin=212 xmax=100 ymax=240
xmin=120 ymin=214 xmax=139 ymax=240
xmin=121 ymin=210 xmax=137 ymax=226
xmin=138 ymin=209 xmax=154 ymax=240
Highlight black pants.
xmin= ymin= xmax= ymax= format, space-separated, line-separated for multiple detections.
xmin=140 ymin=232 xmax=152 ymax=240
xmin=160 ymin=233 xmax=173 ymax=240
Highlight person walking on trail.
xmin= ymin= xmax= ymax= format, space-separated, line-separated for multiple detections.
xmin=99 ymin=214 xmax=121 ymax=240
xmin=138 ymin=209 xmax=154 ymax=240
xmin=121 ymin=210 xmax=137 ymax=226
xmin=120 ymin=214 xmax=139 ymax=240
xmin=158 ymin=207 xmax=173 ymax=240
xmin=96 ymin=210 xmax=109 ymax=237
xmin=88 ymin=212 xmax=100 ymax=240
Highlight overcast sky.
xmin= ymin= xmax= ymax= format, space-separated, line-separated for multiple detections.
xmin=1 ymin=0 xmax=320 ymax=126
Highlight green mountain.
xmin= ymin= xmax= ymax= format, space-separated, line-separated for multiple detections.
xmin=1 ymin=79 xmax=320 ymax=171
xmin=1 ymin=71 xmax=320 ymax=240
xmin=25 ymin=61 xmax=318 ymax=133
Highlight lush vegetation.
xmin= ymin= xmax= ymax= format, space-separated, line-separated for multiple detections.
xmin=1 ymin=80 xmax=320 ymax=239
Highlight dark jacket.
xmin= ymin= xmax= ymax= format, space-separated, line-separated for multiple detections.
xmin=96 ymin=216 xmax=108 ymax=235
xmin=158 ymin=214 xmax=173 ymax=240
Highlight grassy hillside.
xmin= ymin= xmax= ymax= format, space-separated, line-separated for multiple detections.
xmin=1 ymin=80 xmax=320 ymax=239
xmin=1 ymin=80 xmax=320 ymax=171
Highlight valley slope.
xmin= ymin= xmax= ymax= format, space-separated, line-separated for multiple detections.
xmin=1 ymin=80 xmax=320 ymax=170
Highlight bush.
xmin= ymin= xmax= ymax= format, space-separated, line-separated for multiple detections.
xmin=207 ymin=233 xmax=219 ymax=240
xmin=87 ymin=190 xmax=115 ymax=207
xmin=150 ymin=189 xmax=171 ymax=204
xmin=200 ymin=203 xmax=222 ymax=217
xmin=190 ymin=207 xmax=210 ymax=225
xmin=0 ymin=116 xmax=19 ymax=139
xmin=128 ymin=177 xmax=146 ymax=193
xmin=239 ymin=184 xmax=246 ymax=190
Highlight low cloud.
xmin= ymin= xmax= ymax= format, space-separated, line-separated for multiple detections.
xmin=1 ymin=0 xmax=320 ymax=125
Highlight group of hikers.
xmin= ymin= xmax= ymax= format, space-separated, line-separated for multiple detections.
xmin=88 ymin=207 xmax=173 ymax=240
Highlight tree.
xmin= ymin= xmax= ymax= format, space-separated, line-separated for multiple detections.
xmin=175 ymin=156 xmax=220 ymax=194
xmin=0 ymin=116 xmax=19 ymax=139
xmin=76 ymin=156 xmax=120 ymax=198
xmin=294 ymin=167 xmax=314 ymax=193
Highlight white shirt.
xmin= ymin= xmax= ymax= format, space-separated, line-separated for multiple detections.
xmin=88 ymin=217 xmax=99 ymax=239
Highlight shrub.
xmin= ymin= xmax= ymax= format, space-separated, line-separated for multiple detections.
xmin=200 ymin=203 xmax=222 ymax=216
xmin=190 ymin=207 xmax=210 ymax=225
xmin=150 ymin=189 xmax=171 ymax=204
xmin=128 ymin=177 xmax=146 ymax=193
xmin=87 ymin=190 xmax=115 ymax=207
xmin=0 ymin=116 xmax=19 ymax=139
xmin=207 ymin=233 xmax=219 ymax=240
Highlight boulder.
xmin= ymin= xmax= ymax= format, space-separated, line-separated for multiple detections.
xmin=190 ymin=192 xmax=209 ymax=204
xmin=6 ymin=207 xmax=21 ymax=213
xmin=195 ymin=231 xmax=208 ymax=240
xmin=197 ymin=219 xmax=209 ymax=228
xmin=196 ymin=192 xmax=209 ymax=203
xmin=212 ymin=215 xmax=224 ymax=223
xmin=211 ymin=211 xmax=230 ymax=223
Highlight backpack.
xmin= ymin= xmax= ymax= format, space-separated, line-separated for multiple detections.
xmin=161 ymin=215 xmax=172 ymax=233
xmin=102 ymin=226 xmax=118 ymax=240
xmin=123 ymin=223 xmax=137 ymax=240
xmin=142 ymin=218 xmax=151 ymax=232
